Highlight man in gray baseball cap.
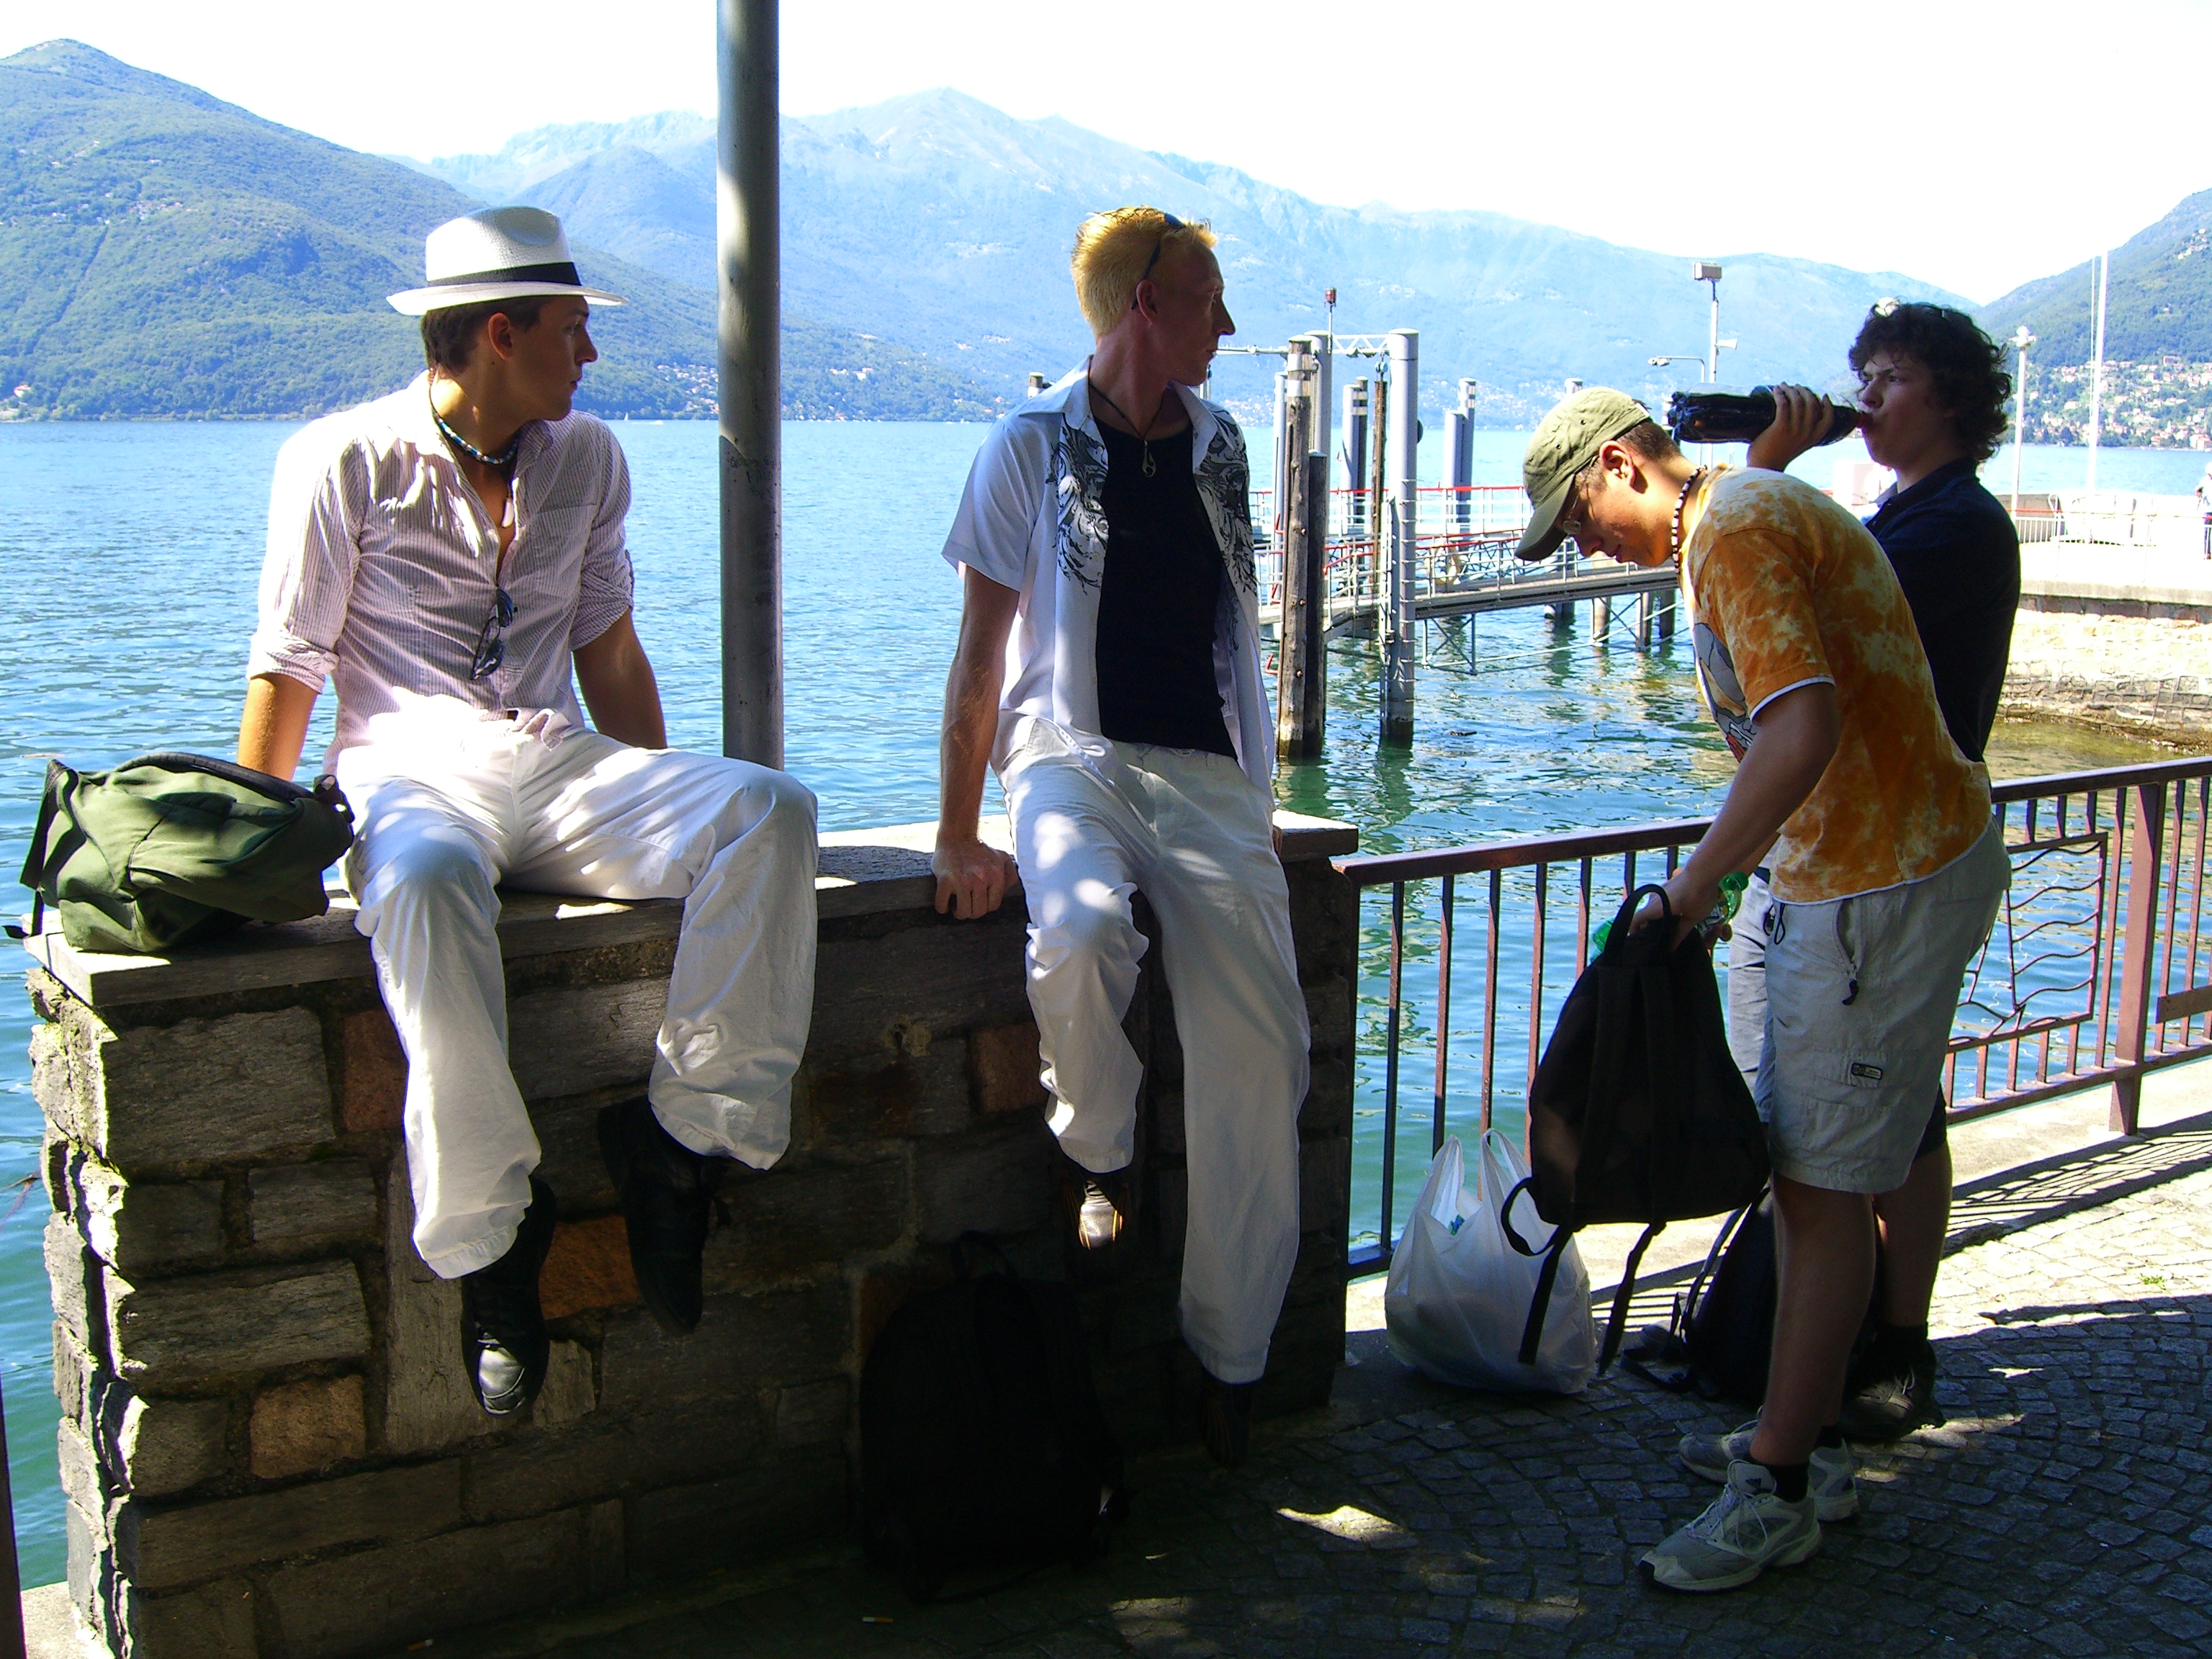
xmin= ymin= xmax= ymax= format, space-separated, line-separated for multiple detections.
xmin=1514 ymin=387 xmax=1656 ymax=562
xmin=238 ymin=207 xmax=822 ymax=1416
xmin=1516 ymin=389 xmax=2005 ymax=1595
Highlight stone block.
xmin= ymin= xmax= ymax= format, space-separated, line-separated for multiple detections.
xmin=53 ymin=1319 xmax=89 ymax=1418
xmin=30 ymin=1018 xmax=89 ymax=1146
xmin=462 ymin=1393 xmax=764 ymax=1523
xmin=379 ymin=1158 xmax=497 ymax=1456
xmin=94 ymin=1007 xmax=336 ymax=1167
xmin=809 ymin=911 xmax=1032 ymax=1059
xmin=1300 ymin=1052 xmax=1353 ymax=1138
xmin=701 ymin=1157 xmax=906 ymax=1286
xmin=588 ymin=1498 xmax=625 ymax=1599
xmin=45 ymin=1213 xmax=99 ymax=1354
xmin=263 ymin=1507 xmax=587 ymax=1658
xmin=76 ymin=1161 xmax=224 ymax=1274
xmin=796 ymin=1043 xmax=970 ymax=1146
xmin=250 ymin=1375 xmax=365 ymax=1478
xmin=64 ymin=1494 xmax=106 ymax=1646
xmin=970 ymin=1020 xmax=1046 ymax=1116
xmin=338 ymin=1006 xmax=406 ymax=1136
xmin=539 ymin=1213 xmax=638 ymax=1319
xmin=249 ymin=1159 xmax=378 ymax=1245
xmin=108 ymin=1390 xmax=231 ymax=1496
xmin=1302 ymin=975 xmax=1354 ymax=1049
xmin=108 ymin=1259 xmax=368 ymax=1386
xmin=120 ymin=1460 xmax=462 ymax=1590
xmin=774 ymin=1377 xmax=850 ymax=1447
xmin=531 ymin=1093 xmax=619 ymax=1213
xmin=57 ymin=1417 xmax=104 ymax=1517
xmin=914 ymin=1117 xmax=1056 ymax=1244
xmin=1299 ymin=1136 xmax=1352 ymax=1238
xmin=600 ymin=1281 xmax=848 ymax=1410
xmin=123 ymin=1578 xmax=257 ymax=1659
xmin=534 ymin=1341 xmax=597 ymax=1427
xmin=508 ymin=979 xmax=665 ymax=1100
xmin=627 ymin=1455 xmax=847 ymax=1581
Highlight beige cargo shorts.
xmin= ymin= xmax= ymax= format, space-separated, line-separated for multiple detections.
xmin=1755 ymin=817 xmax=2008 ymax=1193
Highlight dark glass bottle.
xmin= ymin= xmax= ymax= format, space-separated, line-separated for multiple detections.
xmin=1665 ymin=387 xmax=1861 ymax=446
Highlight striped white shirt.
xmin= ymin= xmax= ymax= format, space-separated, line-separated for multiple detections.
xmin=248 ymin=374 xmax=635 ymax=770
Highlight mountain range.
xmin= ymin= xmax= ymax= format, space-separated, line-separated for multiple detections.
xmin=408 ymin=92 xmax=1981 ymax=423
xmin=6 ymin=39 xmax=2206 ymax=431
xmin=0 ymin=41 xmax=995 ymax=421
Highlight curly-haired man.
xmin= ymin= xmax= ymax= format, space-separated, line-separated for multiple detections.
xmin=1728 ymin=302 xmax=2021 ymax=1442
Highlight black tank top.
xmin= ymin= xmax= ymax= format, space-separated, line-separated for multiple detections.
xmin=1093 ymin=423 xmax=1236 ymax=757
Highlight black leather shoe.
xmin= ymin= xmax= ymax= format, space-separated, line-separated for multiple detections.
xmin=1198 ymin=1372 xmax=1256 ymax=1470
xmin=598 ymin=1096 xmax=741 ymax=1336
xmin=1059 ymin=1154 xmax=1138 ymax=1283
xmin=459 ymin=1175 xmax=557 ymax=1416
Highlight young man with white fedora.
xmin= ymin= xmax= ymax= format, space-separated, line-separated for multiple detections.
xmin=238 ymin=206 xmax=819 ymax=1416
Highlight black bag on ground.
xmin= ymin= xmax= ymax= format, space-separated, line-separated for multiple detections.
xmin=19 ymin=752 xmax=354 ymax=955
xmin=1503 ymin=884 xmax=1770 ymax=1370
xmin=860 ymin=1234 xmax=1126 ymax=1602
xmin=1684 ymin=1191 xmax=1776 ymax=1403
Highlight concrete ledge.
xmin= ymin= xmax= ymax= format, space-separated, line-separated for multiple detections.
xmin=22 ymin=812 xmax=1359 ymax=1011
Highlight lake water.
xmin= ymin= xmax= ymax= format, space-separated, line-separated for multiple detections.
xmin=0 ymin=418 xmax=2198 ymax=1586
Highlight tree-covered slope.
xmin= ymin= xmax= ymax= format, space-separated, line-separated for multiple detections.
xmin=1980 ymin=189 xmax=2212 ymax=367
xmin=0 ymin=42 xmax=1000 ymax=421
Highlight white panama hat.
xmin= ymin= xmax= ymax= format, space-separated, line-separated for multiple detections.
xmin=387 ymin=205 xmax=625 ymax=316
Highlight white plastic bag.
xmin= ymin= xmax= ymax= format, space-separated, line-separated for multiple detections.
xmin=1382 ymin=1130 xmax=1596 ymax=1394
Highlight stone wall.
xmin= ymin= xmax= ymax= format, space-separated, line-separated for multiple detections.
xmin=22 ymin=816 xmax=1359 ymax=1659
xmin=2003 ymin=598 xmax=2212 ymax=745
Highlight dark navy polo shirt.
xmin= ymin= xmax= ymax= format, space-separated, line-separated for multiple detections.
xmin=1864 ymin=457 xmax=2021 ymax=763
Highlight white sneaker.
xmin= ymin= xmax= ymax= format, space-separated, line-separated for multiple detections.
xmin=1643 ymin=1460 xmax=1823 ymax=1592
xmin=1678 ymin=1421 xmax=1858 ymax=1521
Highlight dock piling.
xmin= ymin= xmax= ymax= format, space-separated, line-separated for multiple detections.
xmin=1380 ymin=329 xmax=1419 ymax=747
xmin=1277 ymin=339 xmax=1327 ymax=760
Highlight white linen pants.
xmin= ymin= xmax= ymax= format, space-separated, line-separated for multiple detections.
xmin=1004 ymin=737 xmax=1308 ymax=1385
xmin=338 ymin=709 xmax=818 ymax=1278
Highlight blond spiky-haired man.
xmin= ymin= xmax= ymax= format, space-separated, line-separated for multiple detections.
xmin=930 ymin=207 xmax=1308 ymax=1467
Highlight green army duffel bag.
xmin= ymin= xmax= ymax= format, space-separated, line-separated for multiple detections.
xmin=19 ymin=752 xmax=355 ymax=956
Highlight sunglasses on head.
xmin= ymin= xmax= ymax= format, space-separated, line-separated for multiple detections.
xmin=1133 ymin=212 xmax=1186 ymax=304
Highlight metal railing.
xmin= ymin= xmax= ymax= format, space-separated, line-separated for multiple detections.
xmin=1330 ymin=757 xmax=2212 ymax=1272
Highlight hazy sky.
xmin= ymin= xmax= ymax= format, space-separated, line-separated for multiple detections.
xmin=9 ymin=0 xmax=2207 ymax=303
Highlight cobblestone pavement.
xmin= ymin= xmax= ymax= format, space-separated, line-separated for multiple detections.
xmin=490 ymin=1124 xmax=2212 ymax=1659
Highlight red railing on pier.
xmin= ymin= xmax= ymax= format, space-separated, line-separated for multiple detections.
xmin=1329 ymin=757 xmax=2212 ymax=1271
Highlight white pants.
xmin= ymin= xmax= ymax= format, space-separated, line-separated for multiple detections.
xmin=1004 ymin=735 xmax=1308 ymax=1385
xmin=338 ymin=706 xmax=818 ymax=1278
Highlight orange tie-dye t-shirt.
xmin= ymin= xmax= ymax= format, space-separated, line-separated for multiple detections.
xmin=1681 ymin=468 xmax=1992 ymax=904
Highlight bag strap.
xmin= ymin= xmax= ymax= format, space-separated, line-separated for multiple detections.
xmin=1499 ymin=1175 xmax=1547 ymax=1258
xmin=1516 ymin=1232 xmax=1571 ymax=1367
xmin=1683 ymin=1188 xmax=1766 ymax=1329
xmin=1598 ymin=1220 xmax=1666 ymax=1372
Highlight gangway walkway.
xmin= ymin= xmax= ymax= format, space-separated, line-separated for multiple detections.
xmin=1254 ymin=482 xmax=1680 ymax=642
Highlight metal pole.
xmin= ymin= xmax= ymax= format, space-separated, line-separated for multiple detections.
xmin=1342 ymin=379 xmax=1369 ymax=500
xmin=1381 ymin=328 xmax=1419 ymax=747
xmin=2010 ymin=329 xmax=2033 ymax=517
xmin=716 ymin=0 xmax=782 ymax=766
xmin=2086 ymin=251 xmax=2108 ymax=494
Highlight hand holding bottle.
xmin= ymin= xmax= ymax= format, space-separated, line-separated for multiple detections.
xmin=1746 ymin=384 xmax=1840 ymax=472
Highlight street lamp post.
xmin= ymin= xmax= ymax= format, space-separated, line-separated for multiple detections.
xmin=1693 ymin=261 xmax=1725 ymax=384
xmin=2010 ymin=325 xmax=2035 ymax=516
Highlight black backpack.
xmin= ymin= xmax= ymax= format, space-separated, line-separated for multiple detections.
xmin=860 ymin=1235 xmax=1126 ymax=1602
xmin=1504 ymin=884 xmax=1770 ymax=1370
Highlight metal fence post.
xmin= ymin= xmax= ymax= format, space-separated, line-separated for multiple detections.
xmin=2112 ymin=781 xmax=2167 ymax=1132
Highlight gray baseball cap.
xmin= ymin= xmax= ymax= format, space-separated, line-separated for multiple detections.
xmin=1516 ymin=388 xmax=1652 ymax=561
